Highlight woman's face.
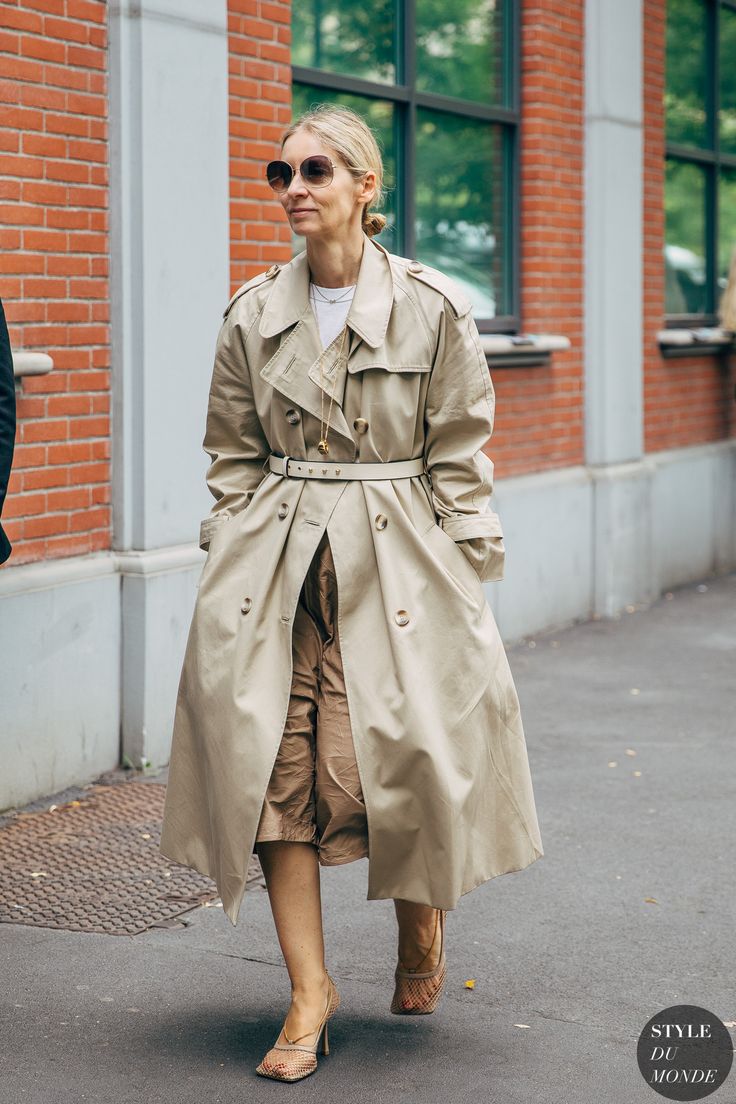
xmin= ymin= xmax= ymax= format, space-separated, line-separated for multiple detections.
xmin=278 ymin=129 xmax=376 ymax=241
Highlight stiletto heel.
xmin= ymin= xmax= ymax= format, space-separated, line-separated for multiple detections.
xmin=256 ymin=970 xmax=340 ymax=1082
xmin=390 ymin=908 xmax=447 ymax=1015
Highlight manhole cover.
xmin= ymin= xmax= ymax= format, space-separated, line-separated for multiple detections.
xmin=0 ymin=782 xmax=222 ymax=935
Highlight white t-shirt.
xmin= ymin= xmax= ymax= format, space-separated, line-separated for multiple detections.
xmin=309 ymin=282 xmax=356 ymax=350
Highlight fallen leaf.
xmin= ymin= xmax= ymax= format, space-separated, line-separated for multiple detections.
xmin=633 ymin=770 xmax=642 ymax=777
xmin=30 ymin=871 xmax=49 ymax=878
xmin=630 ymin=688 xmax=641 ymax=696
xmin=514 ymin=1023 xmax=531 ymax=1029
xmin=625 ymin=749 xmax=637 ymax=757
xmin=644 ymin=897 xmax=658 ymax=904
xmin=464 ymin=979 xmax=476 ymax=989
xmin=608 ymin=761 xmax=618 ymax=768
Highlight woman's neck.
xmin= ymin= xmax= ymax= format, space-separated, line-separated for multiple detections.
xmin=306 ymin=234 xmax=364 ymax=288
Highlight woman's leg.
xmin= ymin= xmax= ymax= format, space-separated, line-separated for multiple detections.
xmin=393 ymin=899 xmax=444 ymax=969
xmin=253 ymin=590 xmax=331 ymax=1043
xmin=255 ymin=840 xmax=331 ymax=1041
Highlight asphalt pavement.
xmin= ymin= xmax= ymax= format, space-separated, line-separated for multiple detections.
xmin=2 ymin=570 xmax=735 ymax=1104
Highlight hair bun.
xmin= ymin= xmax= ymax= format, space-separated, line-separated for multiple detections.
xmin=363 ymin=211 xmax=387 ymax=238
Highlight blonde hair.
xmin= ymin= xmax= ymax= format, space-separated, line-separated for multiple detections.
xmin=280 ymin=103 xmax=387 ymax=239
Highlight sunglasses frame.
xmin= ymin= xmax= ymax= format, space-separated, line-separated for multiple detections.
xmin=265 ymin=155 xmax=338 ymax=194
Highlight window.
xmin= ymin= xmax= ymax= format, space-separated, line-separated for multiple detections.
xmin=664 ymin=0 xmax=736 ymax=322
xmin=290 ymin=0 xmax=519 ymax=331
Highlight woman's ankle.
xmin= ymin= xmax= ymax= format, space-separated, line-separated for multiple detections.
xmin=290 ymin=968 xmax=329 ymax=998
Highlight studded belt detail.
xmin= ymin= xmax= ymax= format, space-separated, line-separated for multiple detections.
xmin=268 ymin=454 xmax=426 ymax=480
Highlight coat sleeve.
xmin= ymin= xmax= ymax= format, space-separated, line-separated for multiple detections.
xmin=198 ymin=310 xmax=271 ymax=552
xmin=423 ymin=304 xmax=505 ymax=583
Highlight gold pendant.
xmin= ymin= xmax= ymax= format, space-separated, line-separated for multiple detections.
xmin=318 ymin=439 xmax=329 ymax=454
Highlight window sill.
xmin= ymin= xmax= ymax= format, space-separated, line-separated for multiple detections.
xmin=657 ymin=327 xmax=736 ymax=358
xmin=479 ymin=334 xmax=571 ymax=368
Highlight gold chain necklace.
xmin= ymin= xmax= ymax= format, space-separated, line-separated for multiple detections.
xmin=318 ymin=323 xmax=349 ymax=455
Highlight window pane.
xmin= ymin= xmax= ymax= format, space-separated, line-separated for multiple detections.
xmin=415 ymin=0 xmax=505 ymax=107
xmin=665 ymin=0 xmax=708 ymax=149
xmin=289 ymin=85 xmax=399 ymax=255
xmin=291 ymin=0 xmax=396 ymax=85
xmin=664 ymin=159 xmax=707 ymax=314
xmin=719 ymin=5 xmax=736 ymax=156
xmin=415 ymin=108 xmax=505 ymax=317
xmin=718 ymin=168 xmax=736 ymax=314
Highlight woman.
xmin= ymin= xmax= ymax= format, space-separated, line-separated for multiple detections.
xmin=159 ymin=103 xmax=544 ymax=1082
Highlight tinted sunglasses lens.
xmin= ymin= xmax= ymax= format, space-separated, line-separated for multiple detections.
xmin=266 ymin=160 xmax=291 ymax=192
xmin=302 ymin=156 xmax=333 ymax=187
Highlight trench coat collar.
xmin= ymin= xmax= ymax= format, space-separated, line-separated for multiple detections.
xmin=257 ymin=232 xmax=395 ymax=448
xmin=258 ymin=231 xmax=394 ymax=350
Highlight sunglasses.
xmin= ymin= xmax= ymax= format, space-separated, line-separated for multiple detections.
xmin=266 ymin=155 xmax=337 ymax=193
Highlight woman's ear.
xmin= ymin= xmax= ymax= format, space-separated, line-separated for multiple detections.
xmin=359 ymin=170 xmax=377 ymax=207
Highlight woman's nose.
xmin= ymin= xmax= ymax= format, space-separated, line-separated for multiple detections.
xmin=286 ymin=170 xmax=309 ymax=199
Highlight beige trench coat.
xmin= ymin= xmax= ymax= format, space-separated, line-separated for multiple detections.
xmin=159 ymin=231 xmax=544 ymax=926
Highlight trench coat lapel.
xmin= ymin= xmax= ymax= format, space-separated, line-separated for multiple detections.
xmin=257 ymin=234 xmax=395 ymax=447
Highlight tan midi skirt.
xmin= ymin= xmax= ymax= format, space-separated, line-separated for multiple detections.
xmin=253 ymin=529 xmax=370 ymax=866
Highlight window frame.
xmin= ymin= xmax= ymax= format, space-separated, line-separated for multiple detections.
xmin=291 ymin=0 xmax=521 ymax=333
xmin=665 ymin=0 xmax=736 ymax=327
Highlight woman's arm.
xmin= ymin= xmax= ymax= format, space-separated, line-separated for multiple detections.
xmin=423 ymin=304 xmax=505 ymax=582
xmin=198 ymin=310 xmax=271 ymax=552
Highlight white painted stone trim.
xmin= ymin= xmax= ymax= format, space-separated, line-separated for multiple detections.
xmin=12 ymin=352 xmax=53 ymax=377
xmin=0 ymin=545 xmax=205 ymax=598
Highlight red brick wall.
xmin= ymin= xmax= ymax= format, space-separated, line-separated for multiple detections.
xmin=494 ymin=0 xmax=585 ymax=478
xmin=642 ymin=0 xmax=736 ymax=449
xmin=0 ymin=0 xmax=110 ymax=567
xmin=227 ymin=0 xmax=292 ymax=289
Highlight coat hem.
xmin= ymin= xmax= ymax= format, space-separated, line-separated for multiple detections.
xmin=364 ymin=844 xmax=544 ymax=910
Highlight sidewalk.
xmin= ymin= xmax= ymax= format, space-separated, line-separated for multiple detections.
xmin=2 ymin=571 xmax=735 ymax=1104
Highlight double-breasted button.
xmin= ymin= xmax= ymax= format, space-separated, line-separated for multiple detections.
xmin=285 ymin=408 xmax=300 ymax=425
xmin=394 ymin=609 xmax=410 ymax=626
xmin=353 ymin=418 xmax=369 ymax=434
xmin=375 ymin=513 xmax=388 ymax=530
xmin=408 ymin=260 xmax=423 ymax=273
xmin=277 ymin=502 xmax=289 ymax=519
xmin=241 ymin=597 xmax=252 ymax=614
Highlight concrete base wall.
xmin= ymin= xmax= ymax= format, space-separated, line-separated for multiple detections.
xmin=486 ymin=438 xmax=736 ymax=641
xmin=0 ymin=547 xmax=203 ymax=812
xmin=1 ymin=439 xmax=734 ymax=811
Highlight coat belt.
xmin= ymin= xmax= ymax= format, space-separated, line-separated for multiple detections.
xmin=269 ymin=454 xmax=426 ymax=480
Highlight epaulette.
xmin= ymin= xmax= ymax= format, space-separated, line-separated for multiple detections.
xmin=404 ymin=259 xmax=472 ymax=319
xmin=222 ymin=263 xmax=281 ymax=319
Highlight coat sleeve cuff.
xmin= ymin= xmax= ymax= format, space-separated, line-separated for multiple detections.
xmin=199 ymin=513 xmax=231 ymax=552
xmin=439 ymin=511 xmax=504 ymax=542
